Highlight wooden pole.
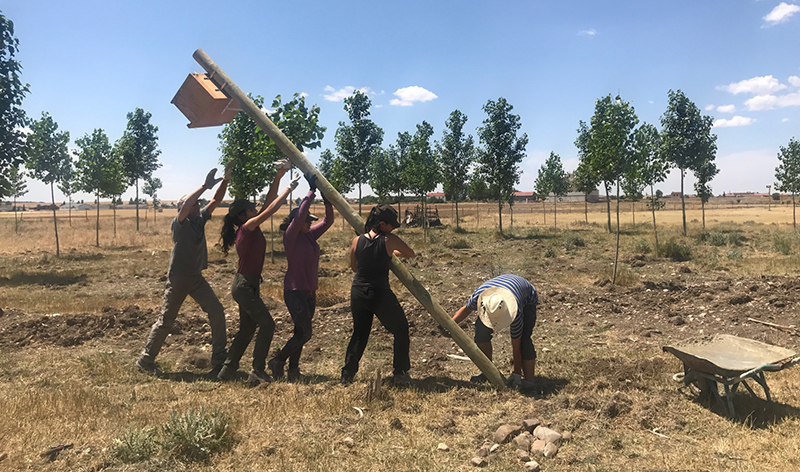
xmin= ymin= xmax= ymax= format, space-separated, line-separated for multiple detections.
xmin=192 ymin=49 xmax=506 ymax=390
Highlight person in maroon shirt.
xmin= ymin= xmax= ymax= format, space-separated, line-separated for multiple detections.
xmin=217 ymin=159 xmax=300 ymax=386
xmin=268 ymin=173 xmax=334 ymax=380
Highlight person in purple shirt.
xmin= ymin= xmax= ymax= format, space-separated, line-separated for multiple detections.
xmin=269 ymin=173 xmax=334 ymax=380
xmin=216 ymin=159 xmax=300 ymax=386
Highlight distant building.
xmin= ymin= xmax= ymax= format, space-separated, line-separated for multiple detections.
xmin=426 ymin=192 xmax=446 ymax=201
xmin=60 ymin=203 xmax=94 ymax=211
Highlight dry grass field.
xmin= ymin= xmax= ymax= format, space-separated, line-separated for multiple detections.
xmin=1 ymin=199 xmax=800 ymax=471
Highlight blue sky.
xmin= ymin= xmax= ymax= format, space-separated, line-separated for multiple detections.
xmin=6 ymin=0 xmax=800 ymax=202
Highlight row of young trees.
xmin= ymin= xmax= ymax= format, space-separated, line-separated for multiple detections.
xmin=0 ymin=12 xmax=162 ymax=254
xmin=318 ymin=91 xmax=529 ymax=238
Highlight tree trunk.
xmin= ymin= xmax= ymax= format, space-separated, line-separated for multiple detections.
xmin=702 ymin=200 xmax=706 ymax=229
xmin=358 ymin=183 xmax=362 ymax=217
xmin=422 ymin=195 xmax=427 ymax=243
xmin=613 ymin=182 xmax=621 ymax=284
xmin=542 ymin=200 xmax=546 ymax=225
xmin=68 ymin=196 xmax=72 ymax=226
xmin=96 ymin=194 xmax=100 ymax=247
xmin=50 ymin=182 xmax=60 ymax=257
xmin=13 ymin=194 xmax=18 ymax=233
xmin=650 ymin=184 xmax=659 ymax=254
xmin=135 ymin=179 xmax=140 ymax=231
xmin=455 ymin=201 xmax=460 ymax=230
xmin=793 ymin=193 xmax=796 ymax=231
xmin=631 ymin=200 xmax=635 ymax=225
xmin=289 ymin=168 xmax=294 ymax=212
xmin=553 ymin=198 xmax=557 ymax=229
xmin=476 ymin=200 xmax=479 ymax=228
xmin=113 ymin=202 xmax=117 ymax=238
xmin=604 ymin=182 xmax=612 ymax=233
xmin=584 ymin=194 xmax=588 ymax=223
xmin=497 ymin=196 xmax=503 ymax=236
xmin=270 ymin=215 xmax=275 ymax=263
xmin=680 ymin=168 xmax=687 ymax=236
xmin=510 ymin=204 xmax=514 ymax=227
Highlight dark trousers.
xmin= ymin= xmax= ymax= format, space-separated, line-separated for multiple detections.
xmin=224 ymin=273 xmax=275 ymax=372
xmin=475 ymin=302 xmax=537 ymax=360
xmin=142 ymin=273 xmax=227 ymax=366
xmin=343 ymin=285 xmax=410 ymax=376
xmin=275 ymin=290 xmax=316 ymax=369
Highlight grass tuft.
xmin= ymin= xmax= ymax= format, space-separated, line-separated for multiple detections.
xmin=160 ymin=407 xmax=235 ymax=463
xmin=658 ymin=239 xmax=692 ymax=261
xmin=110 ymin=427 xmax=158 ymax=463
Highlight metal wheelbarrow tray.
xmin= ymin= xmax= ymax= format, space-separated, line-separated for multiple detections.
xmin=663 ymin=334 xmax=800 ymax=417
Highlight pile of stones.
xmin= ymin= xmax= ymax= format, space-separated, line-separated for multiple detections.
xmin=469 ymin=418 xmax=572 ymax=470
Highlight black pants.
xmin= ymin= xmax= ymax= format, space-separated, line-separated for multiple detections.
xmin=342 ymin=285 xmax=410 ymax=376
xmin=274 ymin=290 xmax=316 ymax=369
xmin=224 ymin=274 xmax=275 ymax=372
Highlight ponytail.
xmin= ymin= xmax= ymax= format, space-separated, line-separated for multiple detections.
xmin=220 ymin=212 xmax=240 ymax=256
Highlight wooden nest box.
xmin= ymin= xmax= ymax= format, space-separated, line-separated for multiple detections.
xmin=171 ymin=73 xmax=240 ymax=128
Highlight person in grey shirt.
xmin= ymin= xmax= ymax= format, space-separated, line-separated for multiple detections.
xmin=136 ymin=163 xmax=232 ymax=378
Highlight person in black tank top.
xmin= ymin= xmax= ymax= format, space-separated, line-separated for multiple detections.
xmin=341 ymin=205 xmax=416 ymax=386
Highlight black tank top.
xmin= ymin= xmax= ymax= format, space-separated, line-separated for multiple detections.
xmin=352 ymin=233 xmax=391 ymax=289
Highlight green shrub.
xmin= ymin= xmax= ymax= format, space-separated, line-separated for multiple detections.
xmin=708 ymin=232 xmax=728 ymax=247
xmin=658 ymin=239 xmax=692 ymax=262
xmin=453 ymin=226 xmax=468 ymax=234
xmin=544 ymin=246 xmax=557 ymax=258
xmin=161 ymin=407 xmax=234 ymax=463
xmin=634 ymin=239 xmax=651 ymax=255
xmin=563 ymin=232 xmax=585 ymax=251
xmin=727 ymin=248 xmax=743 ymax=260
xmin=110 ymin=428 xmax=158 ymax=464
xmin=447 ymin=238 xmax=470 ymax=249
xmin=774 ymin=233 xmax=793 ymax=255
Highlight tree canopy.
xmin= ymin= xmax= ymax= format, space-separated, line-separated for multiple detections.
xmin=0 ymin=12 xmax=29 ymax=197
xmin=116 ymin=108 xmax=161 ymax=230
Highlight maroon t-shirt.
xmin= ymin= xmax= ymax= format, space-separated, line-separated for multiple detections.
xmin=235 ymin=225 xmax=266 ymax=277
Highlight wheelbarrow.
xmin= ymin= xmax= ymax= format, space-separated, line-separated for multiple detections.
xmin=663 ymin=334 xmax=800 ymax=417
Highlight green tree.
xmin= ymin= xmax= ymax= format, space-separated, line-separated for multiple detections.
xmin=390 ymin=131 xmax=412 ymax=215
xmin=660 ymin=89 xmax=717 ymax=235
xmin=7 ymin=162 xmax=26 ymax=232
xmin=774 ymin=137 xmax=800 ymax=230
xmin=335 ymin=91 xmax=384 ymax=215
xmin=116 ymin=108 xmax=161 ymax=231
xmin=693 ymin=160 xmax=718 ymax=230
xmin=142 ymin=177 xmax=163 ymax=223
xmin=542 ymin=152 xmax=569 ymax=228
xmin=369 ymin=146 xmax=398 ymax=203
xmin=318 ymin=148 xmax=353 ymax=194
xmin=583 ymin=95 xmax=638 ymax=283
xmin=533 ymin=160 xmax=552 ymax=226
xmin=0 ymin=12 xmax=29 ymax=197
xmin=76 ymin=128 xmax=119 ymax=246
xmin=57 ymin=153 xmax=76 ymax=226
xmin=573 ymin=121 xmax=601 ymax=223
xmin=476 ymin=97 xmax=528 ymax=236
xmin=219 ymin=95 xmax=273 ymax=201
xmin=631 ymin=123 xmax=668 ymax=251
xmin=403 ymin=121 xmax=439 ymax=241
xmin=25 ymin=112 xmax=71 ymax=256
xmin=437 ymin=110 xmax=474 ymax=229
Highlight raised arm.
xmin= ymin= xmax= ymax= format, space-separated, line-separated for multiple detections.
xmin=177 ymin=185 xmax=206 ymax=223
xmin=285 ymin=190 xmax=315 ymax=242
xmin=258 ymin=159 xmax=292 ymax=213
xmin=243 ymin=173 xmax=300 ymax=231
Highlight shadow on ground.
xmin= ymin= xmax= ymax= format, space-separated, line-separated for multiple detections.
xmin=0 ymin=271 xmax=87 ymax=287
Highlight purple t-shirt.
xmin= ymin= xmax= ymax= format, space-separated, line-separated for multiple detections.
xmin=236 ymin=225 xmax=266 ymax=277
xmin=283 ymin=191 xmax=334 ymax=291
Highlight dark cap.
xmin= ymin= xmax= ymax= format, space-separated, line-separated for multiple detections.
xmin=370 ymin=204 xmax=400 ymax=228
xmin=227 ymin=199 xmax=256 ymax=217
xmin=280 ymin=207 xmax=319 ymax=231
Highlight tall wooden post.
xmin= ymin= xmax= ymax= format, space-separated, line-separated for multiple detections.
xmin=192 ymin=49 xmax=506 ymax=390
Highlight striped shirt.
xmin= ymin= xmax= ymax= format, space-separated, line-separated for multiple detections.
xmin=466 ymin=274 xmax=538 ymax=339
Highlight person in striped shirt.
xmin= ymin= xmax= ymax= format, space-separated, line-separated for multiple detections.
xmin=452 ymin=274 xmax=538 ymax=383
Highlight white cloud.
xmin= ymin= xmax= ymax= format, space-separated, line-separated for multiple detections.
xmin=789 ymin=76 xmax=800 ymax=87
xmin=717 ymin=104 xmax=736 ymax=113
xmin=389 ymin=86 xmax=438 ymax=107
xmin=719 ymin=75 xmax=787 ymax=95
xmin=704 ymin=104 xmax=715 ymax=111
xmin=783 ymin=118 xmax=791 ymax=122
xmin=16 ymin=126 xmax=32 ymax=136
xmin=763 ymin=2 xmax=800 ymax=25
xmin=323 ymin=85 xmax=376 ymax=102
xmin=713 ymin=116 xmax=755 ymax=128
xmin=579 ymin=29 xmax=597 ymax=36
xmin=745 ymin=92 xmax=800 ymax=110
xmin=299 ymin=92 xmax=309 ymax=98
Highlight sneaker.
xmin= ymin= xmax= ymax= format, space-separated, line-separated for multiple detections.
xmin=268 ymin=358 xmax=285 ymax=379
xmin=248 ymin=369 xmax=274 ymax=387
xmin=507 ymin=373 xmax=523 ymax=390
xmin=204 ymin=364 xmax=223 ymax=381
xmin=136 ymin=357 xmax=163 ymax=377
xmin=470 ymin=373 xmax=488 ymax=384
xmin=286 ymin=367 xmax=302 ymax=381
xmin=339 ymin=371 xmax=355 ymax=385
xmin=392 ymin=371 xmax=413 ymax=387
xmin=217 ymin=365 xmax=238 ymax=382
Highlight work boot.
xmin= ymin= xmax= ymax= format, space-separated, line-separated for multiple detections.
xmin=470 ymin=373 xmax=488 ymax=384
xmin=248 ymin=369 xmax=274 ymax=387
xmin=136 ymin=357 xmax=163 ymax=377
xmin=286 ymin=367 xmax=302 ymax=382
xmin=267 ymin=358 xmax=285 ymax=379
xmin=392 ymin=371 xmax=413 ymax=387
xmin=217 ymin=365 xmax=238 ymax=382
xmin=340 ymin=371 xmax=355 ymax=385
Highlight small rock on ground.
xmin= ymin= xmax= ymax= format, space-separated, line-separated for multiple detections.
xmin=513 ymin=432 xmax=533 ymax=451
xmin=476 ymin=445 xmax=490 ymax=457
xmin=522 ymin=418 xmax=541 ymax=432
xmin=342 ymin=437 xmax=355 ymax=448
xmin=524 ymin=460 xmax=541 ymax=471
xmin=489 ymin=443 xmax=500 ymax=453
xmin=471 ymin=456 xmax=487 ymax=467
xmin=517 ymin=449 xmax=531 ymax=462
xmin=437 ymin=443 xmax=449 ymax=451
xmin=533 ymin=426 xmax=562 ymax=446
xmin=493 ymin=424 xmax=522 ymax=444
xmin=543 ymin=442 xmax=559 ymax=458
xmin=531 ymin=439 xmax=547 ymax=455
